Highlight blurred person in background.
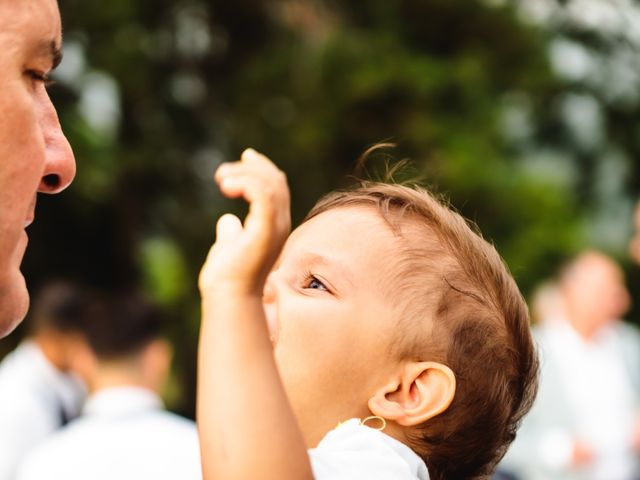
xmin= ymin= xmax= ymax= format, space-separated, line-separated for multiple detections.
xmin=501 ymin=250 xmax=640 ymax=480
xmin=493 ymin=280 xmax=568 ymax=480
xmin=0 ymin=0 xmax=76 ymax=337
xmin=629 ymin=201 xmax=640 ymax=265
xmin=16 ymin=292 xmax=201 ymax=480
xmin=528 ymin=280 xmax=567 ymax=327
xmin=0 ymin=282 xmax=89 ymax=480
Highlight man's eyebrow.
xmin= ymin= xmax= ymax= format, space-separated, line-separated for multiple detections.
xmin=51 ymin=42 xmax=63 ymax=69
xmin=33 ymin=40 xmax=63 ymax=69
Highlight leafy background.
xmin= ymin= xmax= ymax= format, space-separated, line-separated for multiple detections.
xmin=3 ymin=0 xmax=640 ymax=417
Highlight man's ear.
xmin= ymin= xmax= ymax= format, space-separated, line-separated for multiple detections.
xmin=368 ymin=361 xmax=456 ymax=426
xmin=142 ymin=339 xmax=173 ymax=392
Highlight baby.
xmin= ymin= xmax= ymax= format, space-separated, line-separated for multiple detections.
xmin=197 ymin=148 xmax=538 ymax=480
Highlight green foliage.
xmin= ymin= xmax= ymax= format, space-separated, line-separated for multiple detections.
xmin=12 ymin=0 xmax=638 ymax=413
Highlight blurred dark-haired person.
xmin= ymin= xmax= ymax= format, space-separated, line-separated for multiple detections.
xmin=501 ymin=251 xmax=640 ymax=480
xmin=630 ymin=200 xmax=640 ymax=265
xmin=0 ymin=0 xmax=76 ymax=338
xmin=16 ymin=293 xmax=201 ymax=480
xmin=0 ymin=282 xmax=89 ymax=480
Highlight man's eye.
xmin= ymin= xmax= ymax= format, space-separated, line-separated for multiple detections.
xmin=304 ymin=275 xmax=328 ymax=292
xmin=26 ymin=70 xmax=54 ymax=87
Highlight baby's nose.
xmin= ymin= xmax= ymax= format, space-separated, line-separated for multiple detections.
xmin=263 ymin=278 xmax=276 ymax=304
xmin=262 ymin=279 xmax=278 ymax=343
xmin=263 ymin=301 xmax=279 ymax=345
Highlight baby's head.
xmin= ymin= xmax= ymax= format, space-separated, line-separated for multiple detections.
xmin=264 ymin=181 xmax=538 ymax=479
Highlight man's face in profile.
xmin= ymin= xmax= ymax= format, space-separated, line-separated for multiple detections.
xmin=0 ymin=0 xmax=76 ymax=337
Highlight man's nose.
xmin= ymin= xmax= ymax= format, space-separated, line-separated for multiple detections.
xmin=38 ymin=91 xmax=76 ymax=194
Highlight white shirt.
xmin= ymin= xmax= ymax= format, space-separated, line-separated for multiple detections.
xmin=501 ymin=319 xmax=640 ymax=480
xmin=16 ymin=386 xmax=202 ymax=480
xmin=309 ymin=419 xmax=430 ymax=479
xmin=0 ymin=341 xmax=86 ymax=480
xmin=545 ymin=321 xmax=638 ymax=480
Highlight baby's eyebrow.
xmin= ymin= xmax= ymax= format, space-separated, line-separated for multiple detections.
xmin=301 ymin=252 xmax=355 ymax=289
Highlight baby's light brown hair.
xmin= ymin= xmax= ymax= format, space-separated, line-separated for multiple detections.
xmin=306 ymin=181 xmax=539 ymax=480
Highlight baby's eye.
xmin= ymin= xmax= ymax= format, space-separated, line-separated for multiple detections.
xmin=304 ymin=275 xmax=328 ymax=292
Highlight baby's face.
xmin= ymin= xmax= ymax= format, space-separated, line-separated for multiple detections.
xmin=263 ymin=206 xmax=403 ymax=443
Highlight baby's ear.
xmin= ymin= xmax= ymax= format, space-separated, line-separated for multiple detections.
xmin=368 ymin=361 xmax=456 ymax=426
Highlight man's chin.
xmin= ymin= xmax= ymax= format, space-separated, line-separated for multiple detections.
xmin=0 ymin=271 xmax=29 ymax=338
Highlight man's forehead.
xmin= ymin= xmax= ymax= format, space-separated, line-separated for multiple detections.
xmin=0 ymin=0 xmax=62 ymax=49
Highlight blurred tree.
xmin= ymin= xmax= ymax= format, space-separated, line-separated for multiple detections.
xmin=5 ymin=0 xmax=636 ymax=414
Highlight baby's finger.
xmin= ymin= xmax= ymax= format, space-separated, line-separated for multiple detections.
xmin=218 ymin=174 xmax=247 ymax=198
xmin=217 ymin=156 xmax=289 ymax=205
xmin=217 ymin=173 xmax=287 ymax=210
xmin=218 ymin=173 xmax=287 ymax=218
xmin=215 ymin=213 xmax=243 ymax=244
xmin=244 ymin=175 xmax=290 ymax=245
xmin=241 ymin=150 xmax=287 ymax=188
xmin=240 ymin=148 xmax=276 ymax=171
xmin=216 ymin=158 xmax=283 ymax=188
xmin=201 ymin=213 xmax=243 ymax=283
xmin=214 ymin=162 xmax=240 ymax=183
xmin=218 ymin=172 xmax=290 ymax=244
xmin=215 ymin=149 xmax=281 ymax=184
xmin=215 ymin=148 xmax=273 ymax=174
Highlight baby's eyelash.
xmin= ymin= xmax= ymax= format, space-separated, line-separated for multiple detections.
xmin=302 ymin=272 xmax=329 ymax=292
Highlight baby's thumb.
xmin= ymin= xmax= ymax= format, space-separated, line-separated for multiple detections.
xmin=215 ymin=213 xmax=243 ymax=244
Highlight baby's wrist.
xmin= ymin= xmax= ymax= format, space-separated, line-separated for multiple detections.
xmin=200 ymin=284 xmax=265 ymax=324
xmin=200 ymin=278 xmax=263 ymax=301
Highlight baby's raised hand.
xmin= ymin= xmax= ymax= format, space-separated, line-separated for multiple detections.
xmin=199 ymin=149 xmax=291 ymax=298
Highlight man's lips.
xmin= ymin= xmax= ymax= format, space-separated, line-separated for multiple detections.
xmin=25 ymin=197 xmax=37 ymax=228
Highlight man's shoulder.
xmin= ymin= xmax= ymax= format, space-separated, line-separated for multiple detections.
xmin=27 ymin=413 xmax=93 ymax=452
xmin=132 ymin=409 xmax=199 ymax=438
xmin=0 ymin=342 xmax=62 ymax=395
xmin=0 ymin=343 xmax=36 ymax=382
xmin=16 ymin=410 xmax=199 ymax=478
xmin=14 ymin=422 xmax=82 ymax=480
xmin=613 ymin=319 xmax=640 ymax=336
xmin=60 ymin=408 xmax=198 ymax=446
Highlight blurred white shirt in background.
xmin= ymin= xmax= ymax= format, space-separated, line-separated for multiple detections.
xmin=15 ymin=386 xmax=201 ymax=480
xmin=0 ymin=341 xmax=86 ymax=480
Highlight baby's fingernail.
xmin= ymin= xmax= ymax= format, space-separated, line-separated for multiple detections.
xmin=222 ymin=177 xmax=238 ymax=189
xmin=216 ymin=163 xmax=230 ymax=175
xmin=242 ymin=148 xmax=257 ymax=159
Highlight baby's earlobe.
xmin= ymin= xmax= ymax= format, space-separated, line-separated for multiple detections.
xmin=368 ymin=362 xmax=456 ymax=427
xmin=367 ymin=381 xmax=405 ymax=422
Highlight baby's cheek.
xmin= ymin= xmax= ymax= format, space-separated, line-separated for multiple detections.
xmin=275 ymin=322 xmax=334 ymax=378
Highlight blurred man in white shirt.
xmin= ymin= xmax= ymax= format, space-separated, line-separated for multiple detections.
xmin=501 ymin=251 xmax=640 ymax=480
xmin=0 ymin=282 xmax=89 ymax=480
xmin=16 ymin=293 xmax=201 ymax=480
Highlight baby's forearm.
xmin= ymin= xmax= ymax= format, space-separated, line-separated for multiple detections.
xmin=198 ymin=289 xmax=313 ymax=480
